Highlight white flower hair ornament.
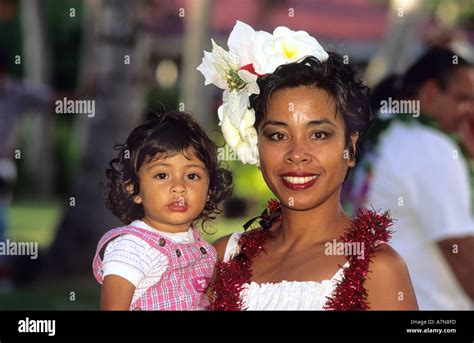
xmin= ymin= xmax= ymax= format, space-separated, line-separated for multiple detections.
xmin=197 ymin=21 xmax=329 ymax=165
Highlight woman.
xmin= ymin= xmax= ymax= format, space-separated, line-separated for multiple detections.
xmin=198 ymin=21 xmax=418 ymax=310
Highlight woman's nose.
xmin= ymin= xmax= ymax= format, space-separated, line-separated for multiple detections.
xmin=285 ymin=139 xmax=312 ymax=165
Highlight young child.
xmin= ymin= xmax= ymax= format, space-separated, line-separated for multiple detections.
xmin=92 ymin=111 xmax=233 ymax=310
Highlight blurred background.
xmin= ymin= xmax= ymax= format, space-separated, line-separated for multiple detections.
xmin=0 ymin=0 xmax=473 ymax=310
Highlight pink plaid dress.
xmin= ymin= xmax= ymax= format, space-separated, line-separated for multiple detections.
xmin=92 ymin=224 xmax=216 ymax=310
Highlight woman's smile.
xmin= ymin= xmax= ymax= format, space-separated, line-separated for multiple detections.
xmin=280 ymin=171 xmax=320 ymax=190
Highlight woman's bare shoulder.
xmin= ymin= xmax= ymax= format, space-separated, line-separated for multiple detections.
xmin=365 ymin=243 xmax=419 ymax=310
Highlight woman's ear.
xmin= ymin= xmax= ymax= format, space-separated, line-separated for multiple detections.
xmin=348 ymin=132 xmax=359 ymax=167
xmin=126 ymin=182 xmax=142 ymax=204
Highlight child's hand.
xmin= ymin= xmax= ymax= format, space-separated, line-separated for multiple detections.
xmin=100 ymin=275 xmax=135 ymax=310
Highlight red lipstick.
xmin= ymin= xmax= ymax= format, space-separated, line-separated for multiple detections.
xmin=280 ymin=172 xmax=319 ymax=191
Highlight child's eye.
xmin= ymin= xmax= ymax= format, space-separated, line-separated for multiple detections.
xmin=312 ymin=131 xmax=331 ymax=140
xmin=155 ymin=173 xmax=168 ymax=180
xmin=187 ymin=173 xmax=201 ymax=180
xmin=268 ymin=132 xmax=288 ymax=141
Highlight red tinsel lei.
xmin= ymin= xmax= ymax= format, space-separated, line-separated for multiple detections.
xmin=207 ymin=199 xmax=279 ymax=311
xmin=323 ymin=207 xmax=393 ymax=310
xmin=207 ymin=200 xmax=393 ymax=311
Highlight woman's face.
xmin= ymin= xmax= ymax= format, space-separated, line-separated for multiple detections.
xmin=257 ymin=86 xmax=357 ymax=210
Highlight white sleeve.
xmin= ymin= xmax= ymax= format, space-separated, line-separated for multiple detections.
xmin=223 ymin=232 xmax=242 ymax=262
xmin=407 ymin=133 xmax=474 ymax=241
xmin=102 ymin=234 xmax=167 ymax=287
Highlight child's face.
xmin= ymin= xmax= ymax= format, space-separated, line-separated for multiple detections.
xmin=134 ymin=149 xmax=210 ymax=232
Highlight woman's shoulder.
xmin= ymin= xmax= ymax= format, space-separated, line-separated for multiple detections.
xmin=371 ymin=242 xmax=408 ymax=273
xmin=365 ymin=243 xmax=418 ymax=309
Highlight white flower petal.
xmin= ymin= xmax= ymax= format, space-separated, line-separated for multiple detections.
xmin=247 ymin=82 xmax=260 ymax=95
xmin=228 ymin=21 xmax=256 ymax=66
xmin=219 ymin=100 xmax=259 ymax=165
xmin=236 ymin=141 xmax=259 ymax=165
xmin=273 ymin=26 xmax=293 ymax=38
xmin=196 ymin=51 xmax=228 ymax=89
xmin=209 ymin=39 xmax=239 ymax=85
xmin=227 ymin=91 xmax=248 ymax=126
xmin=237 ymin=69 xmax=260 ymax=95
xmin=239 ymin=108 xmax=256 ymax=135
xmin=252 ymin=26 xmax=328 ymax=75
xmin=237 ymin=128 xmax=259 ymax=165
xmin=217 ymin=103 xmax=226 ymax=124
xmin=237 ymin=69 xmax=257 ymax=83
xmin=220 ymin=114 xmax=242 ymax=148
xmin=200 ymin=22 xmax=328 ymax=166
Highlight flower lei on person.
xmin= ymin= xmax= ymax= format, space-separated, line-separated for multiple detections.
xmin=207 ymin=199 xmax=394 ymax=311
xmin=197 ymin=20 xmax=329 ymax=165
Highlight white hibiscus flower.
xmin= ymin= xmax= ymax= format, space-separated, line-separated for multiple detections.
xmin=197 ymin=21 xmax=329 ymax=166
xmin=252 ymin=26 xmax=329 ymax=75
xmin=217 ymin=91 xmax=259 ymax=165
xmin=197 ymin=21 xmax=260 ymax=96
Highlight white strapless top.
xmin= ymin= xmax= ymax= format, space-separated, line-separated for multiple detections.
xmin=223 ymin=232 xmax=349 ymax=310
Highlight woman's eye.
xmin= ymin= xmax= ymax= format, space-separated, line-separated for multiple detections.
xmin=155 ymin=173 xmax=168 ymax=180
xmin=269 ymin=132 xmax=287 ymax=141
xmin=187 ymin=173 xmax=201 ymax=180
xmin=313 ymin=131 xmax=330 ymax=140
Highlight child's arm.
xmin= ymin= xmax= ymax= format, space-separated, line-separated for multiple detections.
xmin=99 ymin=234 xmax=158 ymax=310
xmin=101 ymin=275 xmax=136 ymax=310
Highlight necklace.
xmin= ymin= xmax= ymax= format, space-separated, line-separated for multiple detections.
xmin=207 ymin=200 xmax=394 ymax=310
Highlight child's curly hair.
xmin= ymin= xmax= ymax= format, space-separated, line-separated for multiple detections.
xmin=104 ymin=111 xmax=233 ymax=229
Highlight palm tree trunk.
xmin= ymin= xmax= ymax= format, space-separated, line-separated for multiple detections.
xmin=180 ymin=0 xmax=213 ymax=128
xmin=43 ymin=0 xmax=152 ymax=277
xmin=20 ymin=0 xmax=54 ymax=196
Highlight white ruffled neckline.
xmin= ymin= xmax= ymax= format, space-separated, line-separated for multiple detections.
xmin=240 ymin=262 xmax=349 ymax=310
xmin=224 ymin=232 xmax=351 ymax=310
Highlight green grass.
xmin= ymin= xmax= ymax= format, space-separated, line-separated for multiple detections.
xmin=8 ymin=199 xmax=62 ymax=248
xmin=1 ymin=200 xmax=98 ymax=310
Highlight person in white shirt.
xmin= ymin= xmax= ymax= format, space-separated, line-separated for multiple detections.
xmin=345 ymin=47 xmax=474 ymax=309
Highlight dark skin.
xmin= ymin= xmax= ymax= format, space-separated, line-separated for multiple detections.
xmin=438 ymin=237 xmax=474 ymax=301
xmin=214 ymin=86 xmax=418 ymax=309
xmin=419 ymin=66 xmax=474 ymax=133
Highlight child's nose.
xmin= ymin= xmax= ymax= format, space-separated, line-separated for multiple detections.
xmin=171 ymin=183 xmax=186 ymax=194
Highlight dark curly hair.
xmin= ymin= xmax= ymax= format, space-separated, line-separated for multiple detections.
xmin=250 ymin=53 xmax=373 ymax=162
xmin=104 ymin=111 xmax=233 ymax=229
